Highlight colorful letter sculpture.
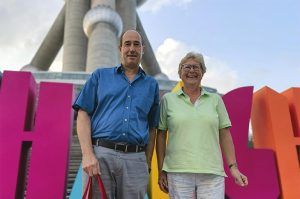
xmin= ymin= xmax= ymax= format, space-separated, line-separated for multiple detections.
xmin=1 ymin=73 xmax=299 ymax=199
xmin=223 ymin=87 xmax=280 ymax=199
xmin=252 ymin=87 xmax=300 ymax=199
xmin=0 ymin=71 xmax=74 ymax=199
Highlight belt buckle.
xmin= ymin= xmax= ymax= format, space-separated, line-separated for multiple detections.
xmin=114 ymin=143 xmax=128 ymax=152
xmin=96 ymin=139 xmax=100 ymax=146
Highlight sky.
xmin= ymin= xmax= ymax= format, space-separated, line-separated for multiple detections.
xmin=0 ymin=0 xmax=299 ymax=93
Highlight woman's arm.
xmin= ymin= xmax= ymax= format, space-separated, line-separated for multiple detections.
xmin=220 ymin=128 xmax=248 ymax=186
xmin=156 ymin=129 xmax=169 ymax=193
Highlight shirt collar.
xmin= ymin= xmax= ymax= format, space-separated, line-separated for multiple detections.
xmin=116 ymin=64 xmax=146 ymax=77
xmin=176 ymin=87 xmax=210 ymax=96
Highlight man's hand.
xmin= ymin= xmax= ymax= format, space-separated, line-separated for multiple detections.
xmin=82 ymin=153 xmax=100 ymax=176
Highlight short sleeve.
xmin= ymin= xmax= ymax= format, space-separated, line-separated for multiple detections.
xmin=216 ymin=95 xmax=232 ymax=129
xmin=72 ymin=71 xmax=99 ymax=115
xmin=158 ymin=94 xmax=168 ymax=131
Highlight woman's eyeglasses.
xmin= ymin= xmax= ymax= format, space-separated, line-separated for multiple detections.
xmin=181 ymin=64 xmax=201 ymax=72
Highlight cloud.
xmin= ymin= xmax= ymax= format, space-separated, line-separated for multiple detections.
xmin=155 ymin=38 xmax=196 ymax=80
xmin=202 ymin=57 xmax=239 ymax=94
xmin=139 ymin=0 xmax=192 ymax=13
xmin=155 ymin=38 xmax=239 ymax=93
xmin=0 ymin=1 xmax=63 ymax=72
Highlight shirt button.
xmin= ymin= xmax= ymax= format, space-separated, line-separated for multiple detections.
xmin=125 ymin=106 xmax=128 ymax=109
xmin=124 ymin=119 xmax=127 ymax=122
xmin=128 ymin=95 xmax=130 ymax=98
xmin=123 ymin=133 xmax=126 ymax=136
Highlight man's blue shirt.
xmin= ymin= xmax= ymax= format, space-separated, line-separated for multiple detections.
xmin=73 ymin=65 xmax=160 ymax=145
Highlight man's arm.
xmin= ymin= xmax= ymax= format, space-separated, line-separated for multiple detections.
xmin=77 ymin=109 xmax=100 ymax=176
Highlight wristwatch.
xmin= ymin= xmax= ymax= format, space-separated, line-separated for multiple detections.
xmin=229 ymin=163 xmax=238 ymax=169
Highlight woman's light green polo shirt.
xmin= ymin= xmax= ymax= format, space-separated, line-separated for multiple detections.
xmin=158 ymin=88 xmax=231 ymax=176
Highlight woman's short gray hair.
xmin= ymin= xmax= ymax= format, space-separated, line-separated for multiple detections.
xmin=178 ymin=52 xmax=206 ymax=76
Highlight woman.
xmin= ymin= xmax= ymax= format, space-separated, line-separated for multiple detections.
xmin=156 ymin=52 xmax=248 ymax=199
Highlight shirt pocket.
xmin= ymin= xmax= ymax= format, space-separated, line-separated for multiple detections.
xmin=134 ymin=96 xmax=153 ymax=115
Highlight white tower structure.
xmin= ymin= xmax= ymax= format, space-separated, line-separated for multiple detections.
xmin=21 ymin=0 xmax=166 ymax=78
xmin=84 ymin=0 xmax=122 ymax=71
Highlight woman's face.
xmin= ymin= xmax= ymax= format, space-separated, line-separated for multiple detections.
xmin=179 ymin=58 xmax=203 ymax=86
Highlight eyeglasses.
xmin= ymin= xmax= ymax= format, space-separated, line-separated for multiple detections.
xmin=181 ymin=64 xmax=201 ymax=72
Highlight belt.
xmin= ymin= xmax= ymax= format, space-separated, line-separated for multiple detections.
xmin=92 ymin=139 xmax=146 ymax=153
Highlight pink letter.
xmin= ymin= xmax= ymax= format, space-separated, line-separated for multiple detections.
xmin=0 ymin=71 xmax=74 ymax=198
xmin=222 ymin=87 xmax=280 ymax=199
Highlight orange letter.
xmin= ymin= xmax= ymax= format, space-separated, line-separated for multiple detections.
xmin=251 ymin=87 xmax=300 ymax=199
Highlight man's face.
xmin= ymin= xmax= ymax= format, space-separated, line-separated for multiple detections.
xmin=120 ymin=31 xmax=144 ymax=68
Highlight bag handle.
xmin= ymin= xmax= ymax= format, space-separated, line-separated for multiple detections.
xmin=82 ymin=176 xmax=92 ymax=199
xmin=82 ymin=174 xmax=108 ymax=199
xmin=96 ymin=174 xmax=108 ymax=199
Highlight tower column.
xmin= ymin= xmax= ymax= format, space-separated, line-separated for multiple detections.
xmin=116 ymin=0 xmax=137 ymax=31
xmin=63 ymin=0 xmax=90 ymax=72
xmin=84 ymin=0 xmax=122 ymax=72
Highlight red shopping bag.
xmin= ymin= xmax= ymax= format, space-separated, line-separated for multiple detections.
xmin=82 ymin=174 xmax=108 ymax=199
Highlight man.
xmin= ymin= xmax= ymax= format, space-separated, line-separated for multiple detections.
xmin=73 ymin=30 xmax=159 ymax=199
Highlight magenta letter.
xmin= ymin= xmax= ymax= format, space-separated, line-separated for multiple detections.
xmin=222 ymin=87 xmax=280 ymax=199
xmin=0 ymin=71 xmax=74 ymax=198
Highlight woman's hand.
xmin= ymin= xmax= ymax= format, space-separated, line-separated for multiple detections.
xmin=230 ymin=166 xmax=248 ymax=187
xmin=158 ymin=170 xmax=169 ymax=193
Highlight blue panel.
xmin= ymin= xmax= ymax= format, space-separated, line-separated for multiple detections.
xmin=69 ymin=164 xmax=82 ymax=199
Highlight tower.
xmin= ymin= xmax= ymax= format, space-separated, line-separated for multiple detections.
xmin=21 ymin=0 xmax=166 ymax=78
